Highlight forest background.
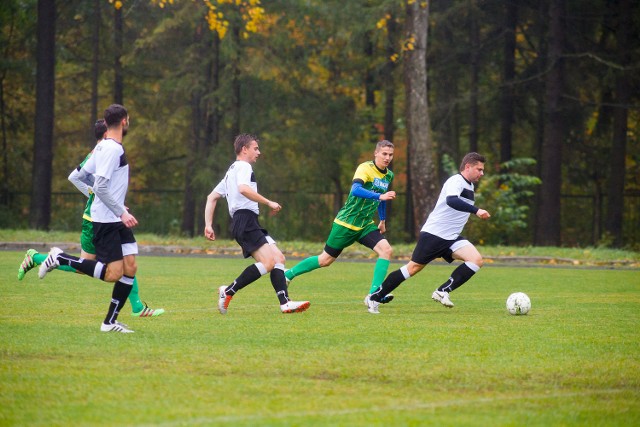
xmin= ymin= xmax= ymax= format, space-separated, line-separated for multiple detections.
xmin=1 ymin=0 xmax=639 ymax=249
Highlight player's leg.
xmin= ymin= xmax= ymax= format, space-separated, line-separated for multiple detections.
xmin=285 ymin=223 xmax=350 ymax=282
xmin=257 ymin=239 xmax=309 ymax=313
xmin=18 ymin=248 xmax=76 ymax=280
xmin=359 ymin=227 xmax=393 ymax=296
xmin=218 ymin=216 xmax=271 ymax=314
xmin=437 ymin=241 xmax=483 ymax=295
xmin=100 ymin=225 xmax=137 ymax=332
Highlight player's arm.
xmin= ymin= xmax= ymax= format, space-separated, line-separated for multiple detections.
xmin=204 ymin=190 xmax=223 ymax=241
xmin=93 ymin=176 xmax=126 ymax=217
xmin=68 ymin=167 xmax=94 ymax=198
xmin=377 ymin=201 xmax=387 ymax=233
xmin=446 ymin=195 xmax=490 ymax=219
xmin=238 ymin=184 xmax=281 ymax=213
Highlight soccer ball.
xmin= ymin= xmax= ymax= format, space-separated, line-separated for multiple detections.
xmin=506 ymin=292 xmax=531 ymax=315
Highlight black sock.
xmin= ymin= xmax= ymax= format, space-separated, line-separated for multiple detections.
xmin=270 ymin=268 xmax=289 ymax=305
xmin=370 ymin=269 xmax=406 ymax=302
xmin=439 ymin=263 xmax=476 ymax=293
xmin=227 ymin=264 xmax=262 ymax=295
xmin=104 ymin=276 xmax=134 ymax=324
xmin=57 ymin=252 xmax=106 ymax=280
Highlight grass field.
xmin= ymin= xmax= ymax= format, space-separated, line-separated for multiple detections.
xmin=1 ymin=251 xmax=639 ymax=426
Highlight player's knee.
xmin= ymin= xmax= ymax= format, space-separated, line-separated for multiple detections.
xmin=472 ymin=257 xmax=484 ymax=268
xmin=379 ymin=245 xmax=393 ymax=259
xmin=262 ymin=259 xmax=276 ymax=271
xmin=104 ymin=264 xmax=123 ymax=282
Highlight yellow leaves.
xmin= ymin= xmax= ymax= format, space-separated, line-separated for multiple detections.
xmin=403 ymin=35 xmax=416 ymax=52
xmin=390 ymin=53 xmax=399 ymax=63
xmin=375 ymin=14 xmax=391 ymax=30
xmin=203 ymin=0 xmax=265 ymax=39
xmin=108 ymin=0 xmax=123 ymax=10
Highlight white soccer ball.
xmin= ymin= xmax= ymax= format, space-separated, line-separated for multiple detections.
xmin=506 ymin=292 xmax=531 ymax=315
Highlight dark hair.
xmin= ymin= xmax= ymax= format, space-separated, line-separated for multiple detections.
xmin=460 ymin=152 xmax=486 ymax=171
xmin=234 ymin=133 xmax=259 ymax=154
xmin=375 ymin=140 xmax=394 ymax=151
xmin=104 ymin=104 xmax=128 ymax=127
xmin=94 ymin=119 xmax=107 ymax=141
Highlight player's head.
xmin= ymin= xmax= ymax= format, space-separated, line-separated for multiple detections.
xmin=234 ymin=133 xmax=259 ymax=155
xmin=104 ymin=104 xmax=129 ymax=136
xmin=460 ymin=152 xmax=486 ymax=171
xmin=374 ymin=139 xmax=395 ymax=169
xmin=94 ymin=119 xmax=107 ymax=141
xmin=460 ymin=152 xmax=486 ymax=182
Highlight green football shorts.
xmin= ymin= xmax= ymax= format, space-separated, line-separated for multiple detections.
xmin=80 ymin=219 xmax=96 ymax=255
xmin=325 ymin=221 xmax=381 ymax=255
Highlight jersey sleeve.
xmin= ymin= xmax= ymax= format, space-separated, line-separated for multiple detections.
xmin=235 ymin=162 xmax=253 ymax=187
xmin=213 ymin=179 xmax=227 ymax=198
xmin=352 ymin=163 xmax=373 ymax=183
xmin=93 ymin=143 xmax=121 ymax=180
xmin=444 ymin=175 xmax=465 ymax=197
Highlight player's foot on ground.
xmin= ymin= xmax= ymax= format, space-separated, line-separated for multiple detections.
xmin=364 ymin=293 xmax=393 ymax=306
xmin=364 ymin=294 xmax=380 ymax=314
xmin=17 ymin=249 xmax=38 ymax=280
xmin=100 ymin=321 xmax=134 ymax=333
xmin=38 ymin=247 xmax=62 ymax=279
xmin=280 ymin=300 xmax=310 ymax=313
xmin=131 ymin=304 xmax=165 ymax=317
xmin=432 ymin=290 xmax=454 ymax=308
xmin=218 ymin=285 xmax=232 ymax=314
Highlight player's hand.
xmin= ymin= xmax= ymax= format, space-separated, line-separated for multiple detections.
xmin=379 ymin=191 xmax=396 ymax=201
xmin=121 ymin=211 xmax=138 ymax=228
xmin=476 ymin=209 xmax=490 ymax=219
xmin=204 ymin=226 xmax=216 ymax=241
xmin=378 ymin=220 xmax=386 ymax=234
xmin=267 ymin=200 xmax=282 ymax=215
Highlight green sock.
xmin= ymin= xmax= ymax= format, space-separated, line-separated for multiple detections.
xmin=285 ymin=256 xmax=320 ymax=280
xmin=128 ymin=276 xmax=144 ymax=313
xmin=369 ymin=258 xmax=390 ymax=294
xmin=33 ymin=252 xmax=77 ymax=273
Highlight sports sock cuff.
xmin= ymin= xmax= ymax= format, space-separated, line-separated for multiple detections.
xmin=400 ymin=265 xmax=411 ymax=279
xmin=119 ymin=275 xmax=135 ymax=286
xmin=465 ymin=261 xmax=481 ymax=272
xmin=255 ymin=262 xmax=268 ymax=276
xmin=274 ymin=263 xmax=285 ymax=271
xmin=95 ymin=262 xmax=106 ymax=280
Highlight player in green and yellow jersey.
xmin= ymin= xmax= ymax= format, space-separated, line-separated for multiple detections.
xmin=17 ymin=119 xmax=164 ymax=318
xmin=285 ymin=140 xmax=396 ymax=305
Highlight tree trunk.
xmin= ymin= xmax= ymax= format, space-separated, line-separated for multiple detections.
xmin=535 ymin=0 xmax=565 ymax=246
xmin=89 ymin=0 xmax=100 ymax=146
xmin=113 ymin=5 xmax=123 ymax=104
xmin=29 ymin=0 xmax=56 ymax=230
xmin=383 ymin=11 xmax=398 ymax=142
xmin=604 ymin=0 xmax=630 ymax=247
xmin=468 ymin=0 xmax=479 ymax=154
xmin=500 ymin=0 xmax=517 ymax=163
xmin=405 ymin=0 xmax=438 ymax=237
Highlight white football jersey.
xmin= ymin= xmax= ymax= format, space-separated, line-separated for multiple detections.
xmin=213 ymin=160 xmax=259 ymax=216
xmin=422 ymin=174 xmax=475 ymax=239
xmin=89 ymin=138 xmax=129 ymax=223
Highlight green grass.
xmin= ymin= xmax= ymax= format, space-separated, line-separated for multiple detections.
xmin=1 ymin=251 xmax=639 ymax=426
xmin=1 ymin=228 xmax=639 ymax=266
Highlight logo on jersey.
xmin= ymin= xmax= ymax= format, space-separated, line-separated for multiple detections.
xmin=373 ymin=178 xmax=389 ymax=191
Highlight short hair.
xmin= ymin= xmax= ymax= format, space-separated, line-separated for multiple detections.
xmin=104 ymin=104 xmax=128 ymax=127
xmin=94 ymin=119 xmax=107 ymax=141
xmin=460 ymin=152 xmax=486 ymax=171
xmin=375 ymin=140 xmax=394 ymax=151
xmin=234 ymin=133 xmax=259 ymax=154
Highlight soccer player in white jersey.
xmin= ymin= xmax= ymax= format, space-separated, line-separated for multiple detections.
xmin=204 ymin=133 xmax=310 ymax=314
xmin=366 ymin=152 xmax=491 ymax=314
xmin=38 ymin=104 xmax=141 ymax=333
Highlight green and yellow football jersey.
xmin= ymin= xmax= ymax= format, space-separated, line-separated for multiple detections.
xmin=334 ymin=161 xmax=394 ymax=231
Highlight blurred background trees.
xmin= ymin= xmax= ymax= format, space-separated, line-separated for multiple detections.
xmin=1 ymin=0 xmax=638 ymax=248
